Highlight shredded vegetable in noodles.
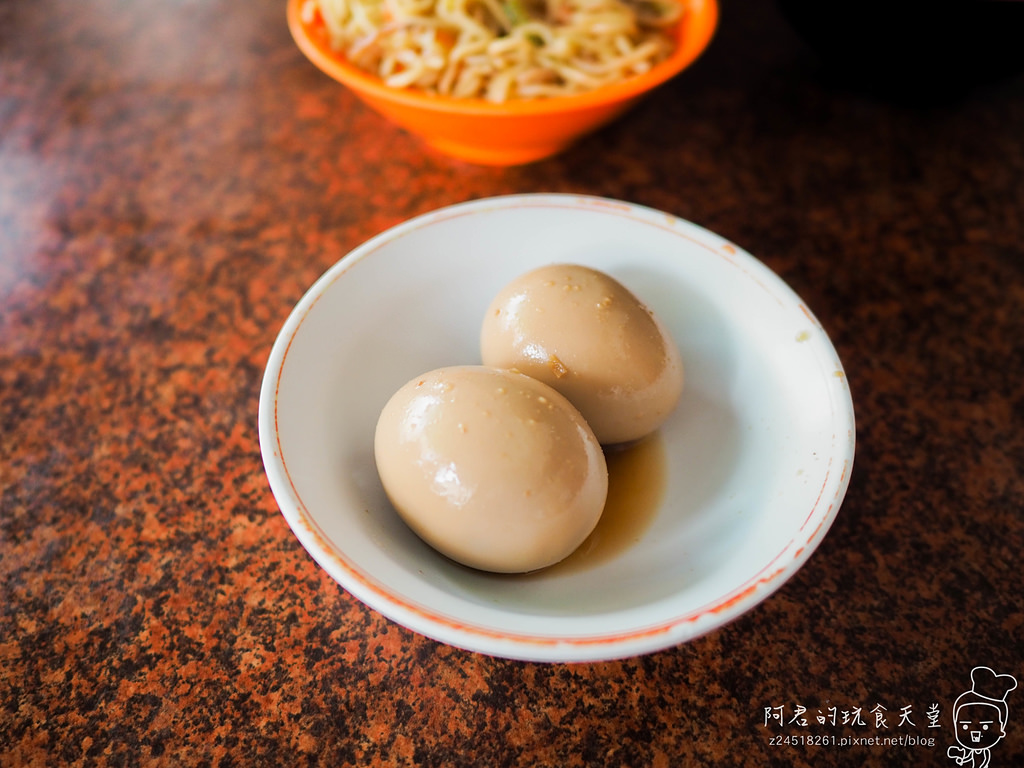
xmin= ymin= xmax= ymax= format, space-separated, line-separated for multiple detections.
xmin=302 ymin=0 xmax=684 ymax=101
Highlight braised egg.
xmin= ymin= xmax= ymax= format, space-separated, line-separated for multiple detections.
xmin=480 ymin=264 xmax=684 ymax=444
xmin=374 ymin=365 xmax=608 ymax=573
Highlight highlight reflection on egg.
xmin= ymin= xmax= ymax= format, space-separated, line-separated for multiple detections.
xmin=374 ymin=365 xmax=608 ymax=574
xmin=481 ymin=264 xmax=684 ymax=445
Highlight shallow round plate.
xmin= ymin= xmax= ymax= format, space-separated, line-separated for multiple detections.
xmin=258 ymin=194 xmax=855 ymax=662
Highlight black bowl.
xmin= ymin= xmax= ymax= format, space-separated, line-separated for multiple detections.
xmin=777 ymin=0 xmax=1024 ymax=100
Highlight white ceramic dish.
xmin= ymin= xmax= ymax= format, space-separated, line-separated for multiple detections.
xmin=258 ymin=194 xmax=855 ymax=662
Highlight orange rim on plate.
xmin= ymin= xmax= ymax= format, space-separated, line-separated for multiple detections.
xmin=258 ymin=195 xmax=857 ymax=662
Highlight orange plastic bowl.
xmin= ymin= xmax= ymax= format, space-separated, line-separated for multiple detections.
xmin=287 ymin=0 xmax=718 ymax=165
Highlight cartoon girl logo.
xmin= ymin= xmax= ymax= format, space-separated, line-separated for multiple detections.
xmin=947 ymin=666 xmax=1018 ymax=767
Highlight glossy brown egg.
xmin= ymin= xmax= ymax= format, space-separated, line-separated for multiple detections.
xmin=374 ymin=365 xmax=608 ymax=573
xmin=480 ymin=264 xmax=684 ymax=445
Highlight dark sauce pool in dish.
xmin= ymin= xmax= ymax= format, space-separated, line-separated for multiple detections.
xmin=541 ymin=431 xmax=667 ymax=576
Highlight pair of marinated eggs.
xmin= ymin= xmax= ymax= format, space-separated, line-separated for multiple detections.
xmin=374 ymin=264 xmax=685 ymax=573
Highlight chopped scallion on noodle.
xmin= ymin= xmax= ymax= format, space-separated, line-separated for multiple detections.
xmin=302 ymin=0 xmax=684 ymax=101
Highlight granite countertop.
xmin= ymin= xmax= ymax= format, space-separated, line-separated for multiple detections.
xmin=2 ymin=0 xmax=1022 ymax=765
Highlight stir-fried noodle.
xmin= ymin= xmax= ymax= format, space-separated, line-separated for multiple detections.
xmin=302 ymin=0 xmax=684 ymax=101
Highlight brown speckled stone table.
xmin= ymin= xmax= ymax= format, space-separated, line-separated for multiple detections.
xmin=2 ymin=0 xmax=1023 ymax=765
